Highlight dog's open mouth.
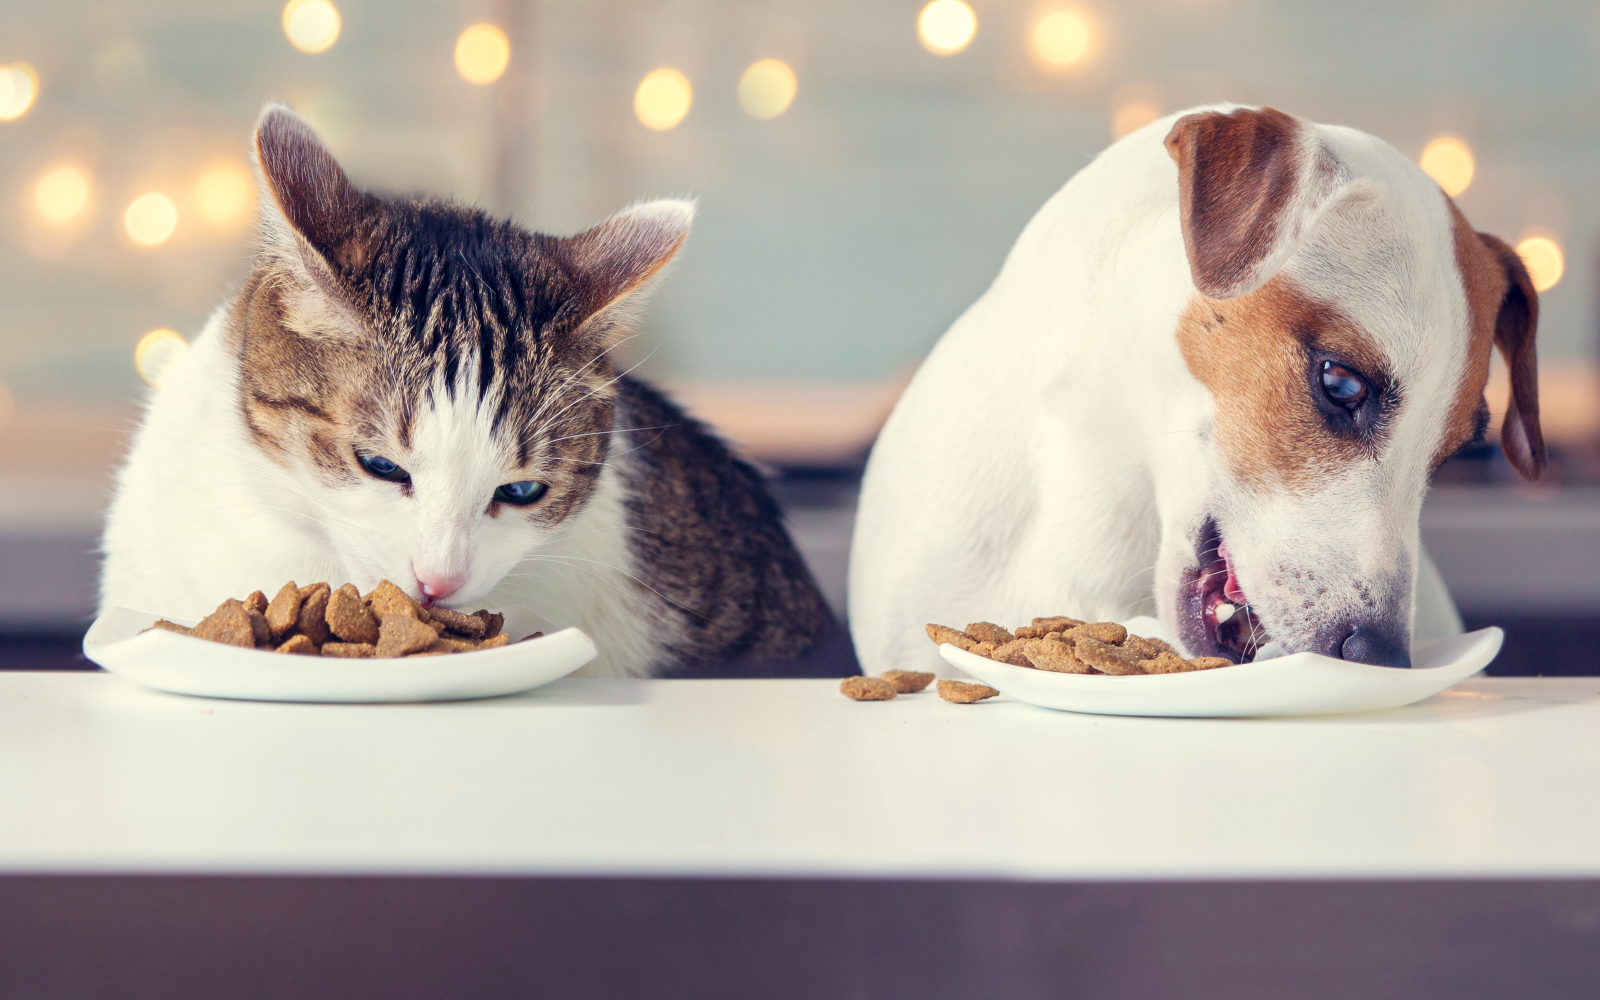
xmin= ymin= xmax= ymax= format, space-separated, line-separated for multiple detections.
xmin=1182 ymin=518 xmax=1267 ymax=663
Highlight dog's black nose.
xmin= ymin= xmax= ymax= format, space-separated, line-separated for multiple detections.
xmin=1339 ymin=624 xmax=1411 ymax=668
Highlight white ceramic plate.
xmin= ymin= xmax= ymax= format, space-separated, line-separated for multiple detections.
xmin=83 ymin=606 xmax=597 ymax=704
xmin=939 ymin=621 xmax=1504 ymax=718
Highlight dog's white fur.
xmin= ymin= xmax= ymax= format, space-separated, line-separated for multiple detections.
xmin=849 ymin=105 xmax=1499 ymax=674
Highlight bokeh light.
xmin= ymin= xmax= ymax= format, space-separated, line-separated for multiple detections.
xmin=634 ymin=68 xmax=693 ymax=131
xmin=917 ymin=0 xmax=977 ymax=56
xmin=193 ymin=163 xmax=254 ymax=225
xmin=124 ymin=192 xmax=178 ymax=247
xmin=738 ymin=59 xmax=798 ymax=119
xmin=1515 ymin=235 xmax=1564 ymax=293
xmin=1031 ymin=9 xmax=1095 ymax=68
xmin=95 ymin=41 xmax=152 ymax=89
xmin=34 ymin=165 xmax=91 ymax=224
xmin=134 ymin=329 xmax=189 ymax=388
xmin=455 ymin=23 xmax=511 ymax=85
xmin=282 ymin=0 xmax=341 ymax=54
xmin=0 ymin=64 xmax=39 ymax=121
xmin=1419 ymin=136 xmax=1474 ymax=197
xmin=1112 ymin=99 xmax=1161 ymax=139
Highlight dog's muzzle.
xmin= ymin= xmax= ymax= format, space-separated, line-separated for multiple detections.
xmin=1314 ymin=617 xmax=1411 ymax=668
xmin=1183 ymin=518 xmax=1413 ymax=668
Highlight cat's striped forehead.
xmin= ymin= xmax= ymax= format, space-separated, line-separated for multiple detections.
xmin=256 ymin=203 xmax=604 ymax=444
xmin=235 ymin=104 xmax=689 ymax=516
xmin=237 ymin=203 xmax=618 ymax=512
xmin=340 ymin=201 xmax=608 ymax=446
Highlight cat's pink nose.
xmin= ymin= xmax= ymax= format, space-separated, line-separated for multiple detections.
xmin=416 ymin=575 xmax=463 ymax=604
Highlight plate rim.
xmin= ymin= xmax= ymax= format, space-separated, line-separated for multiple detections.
xmin=937 ymin=626 xmax=1504 ymax=718
xmin=81 ymin=605 xmax=598 ymax=704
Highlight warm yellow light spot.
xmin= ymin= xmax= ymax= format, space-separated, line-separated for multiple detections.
xmin=1419 ymin=136 xmax=1474 ymax=197
xmin=283 ymin=0 xmax=341 ymax=54
xmin=135 ymin=329 xmax=189 ymax=389
xmin=0 ymin=64 xmax=39 ymax=121
xmin=124 ymin=192 xmax=178 ymax=247
xmin=918 ymin=0 xmax=977 ymax=55
xmin=738 ymin=59 xmax=798 ymax=120
xmin=194 ymin=164 xmax=254 ymax=225
xmin=34 ymin=165 xmax=91 ymax=224
xmin=455 ymin=23 xmax=511 ymax=85
xmin=1515 ymin=235 xmax=1564 ymax=293
xmin=1031 ymin=9 xmax=1095 ymax=68
xmin=634 ymin=68 xmax=693 ymax=131
xmin=1112 ymin=99 xmax=1161 ymax=139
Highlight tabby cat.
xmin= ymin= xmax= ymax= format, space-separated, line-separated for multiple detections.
xmin=100 ymin=106 xmax=834 ymax=676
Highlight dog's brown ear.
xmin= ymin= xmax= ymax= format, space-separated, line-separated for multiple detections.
xmin=1165 ymin=106 xmax=1350 ymax=300
xmin=1475 ymin=232 xmax=1546 ymax=480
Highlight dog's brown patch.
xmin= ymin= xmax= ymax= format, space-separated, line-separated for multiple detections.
xmin=1476 ymin=235 xmax=1546 ymax=480
xmin=1177 ymin=278 xmax=1389 ymax=492
xmin=1433 ymin=200 xmax=1545 ymax=479
xmin=1434 ymin=202 xmax=1505 ymax=470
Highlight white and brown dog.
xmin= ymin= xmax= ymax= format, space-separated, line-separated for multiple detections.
xmin=849 ymin=105 xmax=1543 ymax=673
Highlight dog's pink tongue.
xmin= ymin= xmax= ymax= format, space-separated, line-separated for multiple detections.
xmin=1217 ymin=540 xmax=1248 ymax=605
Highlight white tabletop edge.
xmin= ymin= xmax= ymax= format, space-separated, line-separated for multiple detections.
xmin=3 ymin=673 xmax=1598 ymax=881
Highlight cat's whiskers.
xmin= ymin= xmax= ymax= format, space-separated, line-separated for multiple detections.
xmin=242 ymin=468 xmax=370 ymax=531
xmin=545 ymin=518 xmax=664 ymax=545
xmin=185 ymin=466 xmax=372 ymax=538
xmin=519 ymin=332 xmax=641 ymax=431
xmin=184 ymin=500 xmax=361 ymax=537
xmin=525 ymin=343 xmax=659 ymax=445
xmin=498 ymin=562 xmax=580 ymax=590
xmin=528 ymin=430 xmax=671 ymax=470
xmin=518 ymin=550 xmax=694 ymax=615
xmin=503 ymin=560 xmax=647 ymax=610
xmin=540 ymin=422 xmax=675 ymax=448
xmin=582 ymin=421 xmax=678 ymax=463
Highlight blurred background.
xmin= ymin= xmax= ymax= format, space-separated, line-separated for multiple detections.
xmin=1 ymin=0 xmax=1597 ymax=671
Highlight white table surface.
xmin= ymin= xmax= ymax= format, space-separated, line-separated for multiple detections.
xmin=2 ymin=673 xmax=1598 ymax=880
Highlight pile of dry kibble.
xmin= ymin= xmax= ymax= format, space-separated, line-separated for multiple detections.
xmin=148 ymin=579 xmax=524 ymax=658
xmin=928 ymin=616 xmax=1231 ymax=674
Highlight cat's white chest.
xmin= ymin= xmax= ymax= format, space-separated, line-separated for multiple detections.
xmin=100 ymin=312 xmax=348 ymax=620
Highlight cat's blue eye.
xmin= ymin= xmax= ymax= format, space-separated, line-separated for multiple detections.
xmin=358 ymin=454 xmax=410 ymax=483
xmin=494 ymin=480 xmax=547 ymax=505
xmin=1320 ymin=361 xmax=1368 ymax=409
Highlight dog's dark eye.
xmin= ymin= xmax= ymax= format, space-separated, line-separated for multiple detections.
xmin=358 ymin=454 xmax=411 ymax=483
xmin=1309 ymin=352 xmax=1390 ymax=442
xmin=1320 ymin=361 xmax=1368 ymax=409
xmin=494 ymin=480 xmax=547 ymax=505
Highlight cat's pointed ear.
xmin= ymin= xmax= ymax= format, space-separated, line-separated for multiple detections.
xmin=558 ymin=199 xmax=695 ymax=317
xmin=252 ymin=103 xmax=371 ymax=278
